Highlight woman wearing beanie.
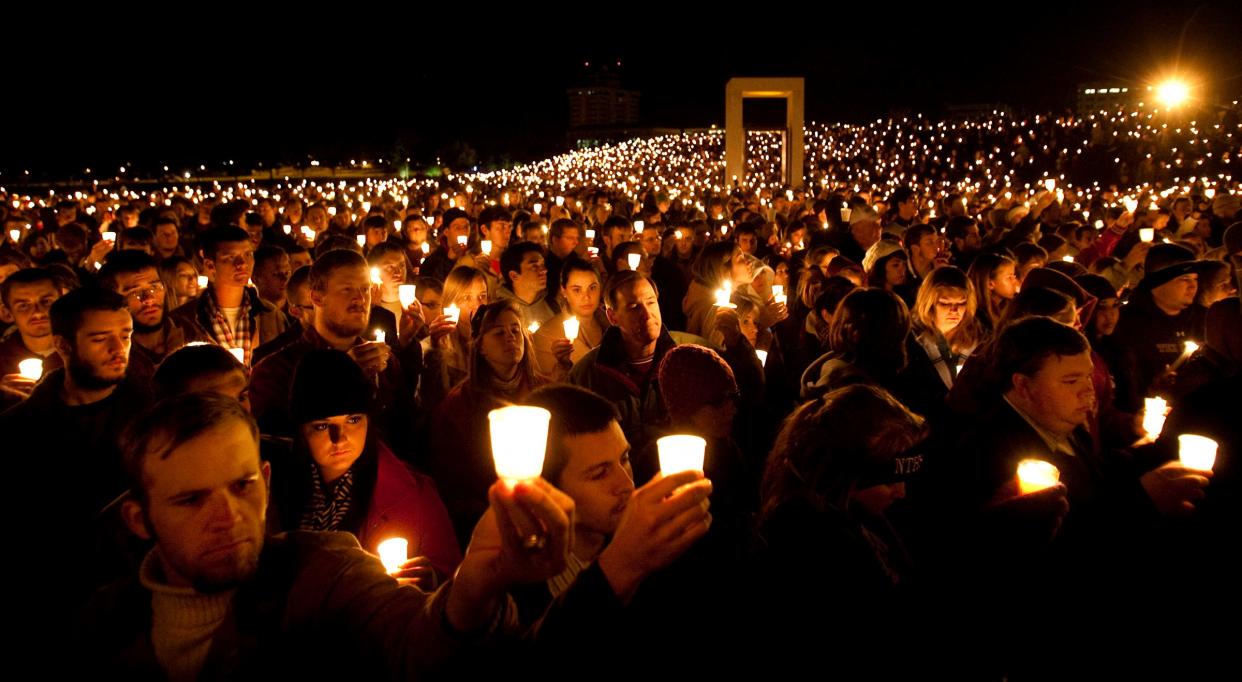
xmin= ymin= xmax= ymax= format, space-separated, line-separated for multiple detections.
xmin=427 ymin=300 xmax=551 ymax=545
xmin=270 ymin=349 xmax=462 ymax=586
xmin=862 ymin=239 xmax=910 ymax=303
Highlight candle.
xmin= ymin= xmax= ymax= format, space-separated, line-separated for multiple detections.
xmin=17 ymin=358 xmax=43 ymax=381
xmin=840 ymin=207 xmax=852 ymax=222
xmin=370 ymin=267 xmax=383 ymax=285
xmin=714 ymin=281 xmax=736 ymax=308
xmin=1178 ymin=434 xmax=1217 ymax=472
xmin=772 ymin=285 xmax=787 ymax=305
xmin=585 ymin=229 xmax=595 ymax=240
xmin=627 ymin=253 xmax=642 ymax=270
xmin=527 ymin=321 xmax=541 ymax=334
xmin=1139 ymin=228 xmax=1155 ymax=242
xmin=456 ymin=234 xmax=468 ymax=247
xmin=377 ymin=537 xmax=408 ymax=575
xmin=420 ymin=242 xmax=430 ymax=255
xmin=675 ymin=230 xmax=684 ymax=240
xmin=1143 ymin=396 xmax=1168 ymax=438
xmin=444 ymin=304 xmax=460 ymax=323
xmin=481 ymin=239 xmax=492 ymax=256
xmin=1204 ymin=188 xmax=1216 ymax=200
xmin=1062 ymin=255 xmax=1074 ymax=262
xmin=587 ymin=246 xmax=599 ymax=256
xmin=563 ymin=316 xmax=580 ymax=342
xmin=533 ymin=203 xmax=542 ymax=214
xmin=374 ymin=329 xmax=386 ymax=344
xmin=1123 ymin=198 xmax=1138 ymax=213
xmin=197 ymin=275 xmax=209 ymax=289
xmin=1094 ymin=220 xmax=1104 ymax=229
xmin=634 ymin=220 xmax=644 ymax=233
xmin=398 ymin=284 xmax=417 ymax=308
xmin=1044 ymin=179 xmax=1056 ymax=192
xmin=658 ymin=435 xmax=706 ymax=475
xmin=1017 ymin=459 xmax=1060 ymax=496
xmin=8 ymin=229 xmax=19 ymax=242
xmin=489 ymin=406 xmax=551 ymax=486
xmin=229 ymin=347 xmax=245 ymax=364
xmin=394 ymin=220 xmax=402 ymax=232
xmin=282 ymin=224 xmax=292 ymax=235
xmin=356 ymin=235 xmax=367 ymax=247
xmin=755 ymin=349 xmax=768 ymax=366
xmin=102 ymin=231 xmax=116 ymax=242
xmin=556 ymin=195 xmax=565 ymax=207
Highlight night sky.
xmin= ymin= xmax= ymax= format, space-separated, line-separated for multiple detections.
xmin=4 ymin=3 xmax=1239 ymax=179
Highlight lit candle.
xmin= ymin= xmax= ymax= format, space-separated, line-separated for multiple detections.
xmin=456 ymin=234 xmax=468 ymax=247
xmin=356 ymin=235 xmax=367 ymax=247
xmin=527 ymin=321 xmax=541 ymax=334
xmin=675 ymin=230 xmax=684 ymax=240
xmin=634 ymin=220 xmax=644 ymax=233
xmin=444 ymin=304 xmax=460 ymax=323
xmin=1123 ymin=198 xmax=1138 ymax=213
xmin=197 ymin=275 xmax=209 ymax=289
xmin=420 ymin=242 xmax=430 ymax=255
xmin=229 ymin=347 xmax=245 ymax=364
xmin=17 ymin=358 xmax=43 ymax=381
xmin=1170 ymin=340 xmax=1199 ymax=371
xmin=283 ymin=224 xmax=292 ymax=235
xmin=772 ymin=285 xmax=787 ymax=305
xmin=585 ymin=229 xmax=595 ymax=240
xmin=658 ymin=435 xmax=706 ymax=475
xmin=627 ymin=253 xmax=642 ymax=270
xmin=102 ymin=231 xmax=116 ymax=242
xmin=8 ymin=229 xmax=19 ymax=242
xmin=1178 ymin=434 xmax=1217 ymax=472
xmin=1044 ymin=179 xmax=1056 ymax=192
xmin=1017 ymin=459 xmax=1060 ymax=496
xmin=755 ymin=349 xmax=768 ymax=366
xmin=377 ymin=537 xmax=408 ymax=575
xmin=840 ymin=207 xmax=852 ymax=222
xmin=533 ymin=203 xmax=542 ymax=214
xmin=370 ymin=267 xmax=383 ymax=285
xmin=489 ymin=406 xmax=551 ymax=486
xmin=374 ymin=329 xmax=386 ymax=344
xmin=1139 ymin=228 xmax=1155 ymax=242
xmin=556 ymin=196 xmax=565 ymax=207
xmin=587 ymin=246 xmax=599 ymax=256
xmin=563 ymin=316 xmax=580 ymax=342
xmin=1142 ymin=396 xmax=1168 ymax=438
xmin=394 ymin=220 xmax=402 ymax=232
xmin=481 ymin=239 xmax=492 ymax=256
xmin=714 ymin=281 xmax=736 ymax=308
xmin=1062 ymin=255 xmax=1074 ymax=262
xmin=398 ymin=284 xmax=417 ymax=308
xmin=1094 ymin=220 xmax=1104 ymax=229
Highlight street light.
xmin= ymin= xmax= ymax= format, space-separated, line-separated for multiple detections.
xmin=1155 ymin=79 xmax=1190 ymax=109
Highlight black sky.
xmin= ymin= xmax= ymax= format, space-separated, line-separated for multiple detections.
xmin=4 ymin=3 xmax=1240 ymax=178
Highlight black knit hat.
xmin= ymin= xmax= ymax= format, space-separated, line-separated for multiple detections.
xmin=289 ymin=349 xmax=372 ymax=425
xmin=1141 ymin=243 xmax=1198 ymax=289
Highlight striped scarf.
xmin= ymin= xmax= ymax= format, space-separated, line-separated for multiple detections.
xmin=299 ymin=463 xmax=355 ymax=532
xmin=203 ymin=288 xmax=253 ymax=366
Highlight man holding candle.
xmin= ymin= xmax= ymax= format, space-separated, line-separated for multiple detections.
xmin=1110 ymin=243 xmax=1202 ymax=412
xmin=494 ymin=242 xmax=556 ymax=330
xmin=170 ymin=226 xmax=289 ymax=366
xmin=419 ymin=207 xmax=473 ymax=284
xmin=76 ymin=392 xmax=579 ymax=678
xmin=249 ymin=250 xmax=419 ymax=459
xmin=0 ymin=268 xmax=64 ymax=399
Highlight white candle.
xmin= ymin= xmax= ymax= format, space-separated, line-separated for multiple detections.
xmin=556 ymin=196 xmax=565 ymax=207
xmin=374 ymin=329 xmax=386 ymax=344
xmin=585 ymin=229 xmax=595 ymax=240
xmin=444 ymin=304 xmax=460 ymax=323
xmin=634 ymin=220 xmax=645 ymax=233
xmin=562 ymin=316 xmax=580 ymax=342
xmin=840 ymin=207 xmax=852 ymax=222
xmin=102 ymin=231 xmax=116 ymax=242
xmin=1062 ymin=255 xmax=1074 ymax=262
xmin=456 ymin=234 xmax=468 ymax=247
xmin=398 ymin=284 xmax=417 ymax=308
xmin=533 ymin=203 xmax=542 ymax=214
xmin=1139 ymin=228 xmax=1155 ymax=242
xmin=489 ymin=406 xmax=551 ymax=486
xmin=587 ymin=246 xmax=599 ymax=256
xmin=1143 ymin=397 xmax=1168 ymax=438
xmin=1044 ymin=179 xmax=1056 ymax=192
xmin=8 ymin=229 xmax=20 ymax=242
xmin=772 ymin=284 xmax=787 ymax=305
xmin=714 ymin=281 xmax=736 ymax=308
xmin=377 ymin=537 xmax=408 ymax=575
xmin=1178 ymin=434 xmax=1217 ymax=472
xmin=658 ymin=435 xmax=706 ymax=475
xmin=394 ymin=220 xmax=402 ymax=232
xmin=283 ymin=224 xmax=292 ymax=235
xmin=1017 ymin=459 xmax=1060 ymax=496
xmin=755 ymin=349 xmax=768 ymax=366
xmin=370 ymin=267 xmax=383 ymax=285
xmin=481 ymin=239 xmax=492 ymax=256
xmin=627 ymin=253 xmax=642 ymax=270
xmin=229 ymin=347 xmax=245 ymax=364
xmin=420 ymin=242 xmax=430 ymax=255
xmin=197 ymin=275 xmax=209 ymax=289
xmin=17 ymin=358 xmax=43 ymax=381
xmin=1094 ymin=220 xmax=1104 ymax=229
xmin=1123 ymin=198 xmax=1139 ymax=213
xmin=356 ymin=235 xmax=367 ymax=247
xmin=527 ymin=321 xmax=541 ymax=334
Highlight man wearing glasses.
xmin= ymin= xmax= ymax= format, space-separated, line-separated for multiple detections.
xmin=170 ymin=226 xmax=289 ymax=366
xmin=100 ymin=251 xmax=207 ymax=364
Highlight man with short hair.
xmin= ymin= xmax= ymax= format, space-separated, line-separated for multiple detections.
xmin=99 ymin=251 xmax=206 ymax=363
xmin=945 ymin=216 xmax=982 ymax=271
xmin=569 ymin=271 xmax=761 ymax=452
xmin=170 ymin=226 xmax=289 ymax=366
xmin=0 ymin=268 xmax=64 ymax=392
xmin=887 ymin=187 xmax=919 ymax=233
xmin=599 ymin=216 xmax=634 ymax=274
xmin=495 ymin=242 xmax=555 ymax=328
xmin=478 ymin=205 xmax=513 ymax=268
xmin=545 ymin=218 xmax=581 ymax=299
xmin=249 ymin=249 xmax=418 ymax=456
xmin=251 ymin=244 xmax=291 ymax=307
xmin=75 ymin=391 xmax=581 ymax=678
xmin=152 ymin=217 xmax=182 ymax=260
xmin=420 ymin=208 xmax=473 ymax=283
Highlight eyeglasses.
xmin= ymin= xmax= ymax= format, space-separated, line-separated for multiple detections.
xmin=123 ymin=282 xmax=165 ymax=303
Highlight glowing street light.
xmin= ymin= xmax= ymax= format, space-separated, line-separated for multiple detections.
xmin=1155 ymin=80 xmax=1190 ymax=109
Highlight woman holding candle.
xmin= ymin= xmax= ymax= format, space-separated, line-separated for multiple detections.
xmin=271 ymin=349 xmax=461 ymax=585
xmin=428 ymin=300 xmax=552 ymax=544
xmin=533 ymin=256 xmax=611 ymax=375
xmin=683 ymin=241 xmax=783 ymax=348
xmin=418 ymin=265 xmax=488 ymax=412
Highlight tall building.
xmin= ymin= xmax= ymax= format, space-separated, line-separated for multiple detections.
xmin=567 ymin=61 xmax=641 ymax=148
xmin=1076 ymin=83 xmax=1138 ymax=116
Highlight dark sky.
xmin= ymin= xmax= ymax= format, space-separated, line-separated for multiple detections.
xmin=4 ymin=3 xmax=1240 ymax=179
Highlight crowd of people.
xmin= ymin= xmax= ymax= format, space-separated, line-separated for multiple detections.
xmin=1 ymin=103 xmax=1239 ymax=678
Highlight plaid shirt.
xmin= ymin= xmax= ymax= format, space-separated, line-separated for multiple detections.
xmin=202 ymin=286 xmax=255 ymax=365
